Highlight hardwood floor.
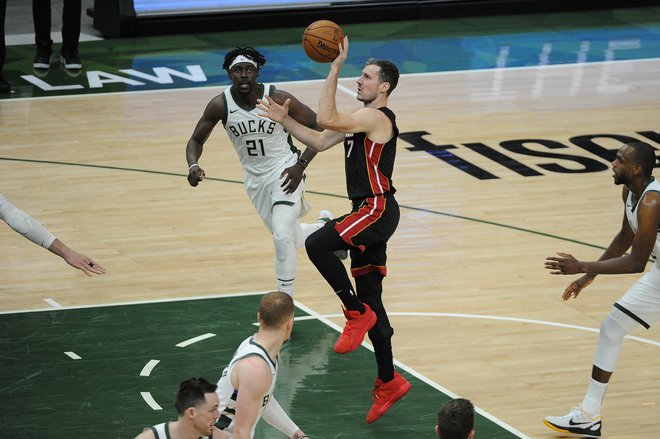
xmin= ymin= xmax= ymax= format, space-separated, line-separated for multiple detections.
xmin=2 ymin=59 xmax=659 ymax=437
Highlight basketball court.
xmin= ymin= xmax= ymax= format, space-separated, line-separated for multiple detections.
xmin=1 ymin=6 xmax=660 ymax=438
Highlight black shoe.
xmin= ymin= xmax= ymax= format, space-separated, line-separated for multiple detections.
xmin=61 ymin=51 xmax=82 ymax=70
xmin=33 ymin=47 xmax=52 ymax=69
xmin=0 ymin=74 xmax=10 ymax=93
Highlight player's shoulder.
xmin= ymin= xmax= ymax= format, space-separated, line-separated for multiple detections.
xmin=640 ymin=187 xmax=660 ymax=208
xmin=204 ymin=92 xmax=228 ymax=122
xmin=134 ymin=426 xmax=157 ymax=439
xmin=270 ymin=87 xmax=297 ymax=103
xmin=235 ymin=354 xmax=272 ymax=381
xmin=209 ymin=91 xmax=228 ymax=108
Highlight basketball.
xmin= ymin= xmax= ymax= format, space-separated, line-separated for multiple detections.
xmin=302 ymin=20 xmax=345 ymax=63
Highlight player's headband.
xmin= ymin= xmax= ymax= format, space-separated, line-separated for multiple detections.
xmin=228 ymin=55 xmax=258 ymax=69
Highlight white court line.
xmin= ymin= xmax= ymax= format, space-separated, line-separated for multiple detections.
xmin=294 ymin=311 xmax=660 ymax=348
xmin=139 ymin=359 xmax=160 ymax=377
xmin=5 ymin=57 xmax=659 ymax=103
xmin=292 ymin=304 xmax=660 ymax=438
xmin=64 ymin=351 xmax=81 ymax=360
xmin=293 ymin=301 xmax=532 ymax=438
xmin=294 ymin=302 xmax=532 ymax=439
xmin=176 ymin=333 xmax=216 ymax=348
xmin=6 ymin=291 xmax=658 ymax=434
xmin=140 ymin=392 xmax=163 ymax=410
xmin=43 ymin=298 xmax=62 ymax=308
xmin=338 ymin=83 xmax=357 ymax=98
xmin=0 ymin=290 xmax=270 ymax=315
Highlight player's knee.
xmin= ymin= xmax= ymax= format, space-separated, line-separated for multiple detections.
xmin=305 ymin=232 xmax=321 ymax=260
xmin=599 ymin=315 xmax=628 ymax=344
xmin=272 ymin=230 xmax=293 ymax=261
xmin=369 ymin=321 xmax=393 ymax=341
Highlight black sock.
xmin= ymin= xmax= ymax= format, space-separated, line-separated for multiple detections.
xmin=335 ymin=289 xmax=365 ymax=313
xmin=373 ymin=337 xmax=394 ymax=382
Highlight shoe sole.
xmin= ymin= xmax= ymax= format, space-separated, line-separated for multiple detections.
xmin=60 ymin=56 xmax=82 ymax=70
xmin=543 ymin=419 xmax=601 ymax=437
xmin=317 ymin=210 xmax=333 ymax=222
xmin=366 ymin=380 xmax=411 ymax=424
xmin=33 ymin=62 xmax=50 ymax=69
xmin=333 ymin=311 xmax=377 ymax=354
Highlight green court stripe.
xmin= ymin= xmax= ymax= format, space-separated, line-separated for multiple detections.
xmin=0 ymin=296 xmax=529 ymax=439
xmin=0 ymin=155 xmax=606 ymax=250
xmin=0 ymin=294 xmax=524 ymax=438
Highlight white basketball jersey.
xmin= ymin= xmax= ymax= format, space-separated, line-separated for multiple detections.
xmin=150 ymin=422 xmax=169 ymax=439
xmin=149 ymin=422 xmax=211 ymax=439
xmin=625 ymin=178 xmax=660 ymax=268
xmin=223 ymin=84 xmax=298 ymax=175
xmin=215 ymin=336 xmax=278 ymax=439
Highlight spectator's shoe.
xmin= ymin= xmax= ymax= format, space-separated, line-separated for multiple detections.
xmin=333 ymin=304 xmax=376 ymax=354
xmin=0 ymin=74 xmax=10 ymax=93
xmin=317 ymin=210 xmax=348 ymax=260
xmin=366 ymin=372 xmax=411 ymax=424
xmin=61 ymin=51 xmax=82 ymax=70
xmin=33 ymin=47 xmax=52 ymax=69
xmin=543 ymin=404 xmax=602 ymax=437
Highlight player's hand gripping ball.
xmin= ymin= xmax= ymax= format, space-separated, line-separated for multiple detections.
xmin=302 ymin=20 xmax=345 ymax=63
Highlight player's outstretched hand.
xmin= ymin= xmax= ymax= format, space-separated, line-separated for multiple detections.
xmin=64 ymin=251 xmax=106 ymax=276
xmin=48 ymin=239 xmax=106 ymax=276
xmin=331 ymin=36 xmax=349 ymax=71
xmin=188 ymin=166 xmax=206 ymax=187
xmin=256 ymin=95 xmax=290 ymax=123
xmin=545 ymin=252 xmax=583 ymax=275
xmin=560 ymin=274 xmax=595 ymax=300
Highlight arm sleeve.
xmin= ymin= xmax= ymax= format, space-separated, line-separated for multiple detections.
xmin=261 ymin=396 xmax=299 ymax=438
xmin=0 ymin=193 xmax=56 ymax=249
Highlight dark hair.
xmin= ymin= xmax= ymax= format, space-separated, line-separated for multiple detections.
xmin=174 ymin=377 xmax=217 ymax=415
xmin=437 ymin=398 xmax=474 ymax=439
xmin=627 ymin=141 xmax=657 ymax=178
xmin=366 ymin=58 xmax=399 ymax=96
xmin=223 ymin=47 xmax=267 ymax=70
xmin=258 ymin=291 xmax=294 ymax=329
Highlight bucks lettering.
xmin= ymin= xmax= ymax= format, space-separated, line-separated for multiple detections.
xmin=227 ymin=119 xmax=276 ymax=137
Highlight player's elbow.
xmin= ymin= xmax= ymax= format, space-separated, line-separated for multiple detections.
xmin=316 ymin=115 xmax=331 ymax=129
xmin=316 ymin=113 xmax=337 ymax=130
xmin=629 ymin=259 xmax=648 ymax=273
xmin=305 ymin=143 xmax=322 ymax=153
xmin=632 ymin=263 xmax=648 ymax=273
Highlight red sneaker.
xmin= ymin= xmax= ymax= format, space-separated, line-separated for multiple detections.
xmin=333 ymin=304 xmax=377 ymax=354
xmin=366 ymin=372 xmax=411 ymax=424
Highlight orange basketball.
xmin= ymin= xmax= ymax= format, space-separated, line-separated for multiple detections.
xmin=302 ymin=20 xmax=345 ymax=63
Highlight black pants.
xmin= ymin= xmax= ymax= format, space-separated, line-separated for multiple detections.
xmin=305 ymin=195 xmax=399 ymax=381
xmin=32 ymin=0 xmax=81 ymax=53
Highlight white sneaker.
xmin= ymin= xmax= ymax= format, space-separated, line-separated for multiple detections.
xmin=316 ymin=210 xmax=348 ymax=260
xmin=317 ymin=210 xmax=334 ymax=223
xmin=544 ymin=404 xmax=602 ymax=437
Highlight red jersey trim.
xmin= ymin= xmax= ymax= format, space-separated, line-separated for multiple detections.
xmin=333 ymin=196 xmax=386 ymax=251
xmin=363 ymin=137 xmax=390 ymax=195
xmin=351 ymin=264 xmax=387 ymax=278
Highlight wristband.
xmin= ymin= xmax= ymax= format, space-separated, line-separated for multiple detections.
xmin=296 ymin=435 xmax=309 ymax=439
xmin=297 ymin=158 xmax=309 ymax=169
xmin=188 ymin=163 xmax=199 ymax=171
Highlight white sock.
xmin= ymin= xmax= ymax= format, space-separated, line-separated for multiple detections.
xmin=582 ymin=378 xmax=608 ymax=417
xmin=277 ymin=277 xmax=295 ymax=297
